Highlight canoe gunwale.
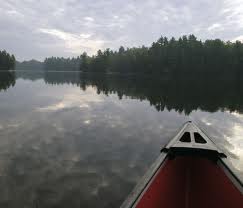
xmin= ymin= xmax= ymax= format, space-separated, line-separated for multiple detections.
xmin=120 ymin=152 xmax=168 ymax=208
xmin=218 ymin=158 xmax=243 ymax=194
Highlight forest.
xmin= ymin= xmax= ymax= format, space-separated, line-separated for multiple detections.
xmin=2 ymin=34 xmax=243 ymax=78
xmin=79 ymin=35 xmax=243 ymax=79
xmin=15 ymin=60 xmax=43 ymax=71
xmin=0 ymin=50 xmax=16 ymax=91
xmin=0 ymin=50 xmax=15 ymax=70
xmin=44 ymin=57 xmax=81 ymax=71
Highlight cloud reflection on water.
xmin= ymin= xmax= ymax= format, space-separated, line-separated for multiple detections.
xmin=36 ymin=87 xmax=103 ymax=112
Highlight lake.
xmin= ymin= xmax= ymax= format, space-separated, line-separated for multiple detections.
xmin=0 ymin=70 xmax=243 ymax=207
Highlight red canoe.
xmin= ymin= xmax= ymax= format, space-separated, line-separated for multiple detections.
xmin=121 ymin=121 xmax=243 ymax=208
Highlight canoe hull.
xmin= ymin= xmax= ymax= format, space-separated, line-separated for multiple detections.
xmin=135 ymin=155 xmax=243 ymax=208
xmin=121 ymin=122 xmax=243 ymax=208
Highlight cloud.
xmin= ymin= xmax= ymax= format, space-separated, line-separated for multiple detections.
xmin=221 ymin=0 xmax=243 ymax=29
xmin=0 ymin=0 xmax=243 ymax=61
xmin=53 ymin=8 xmax=65 ymax=17
xmin=6 ymin=10 xmax=24 ymax=18
xmin=80 ymin=33 xmax=92 ymax=39
xmin=232 ymin=35 xmax=243 ymax=42
xmin=207 ymin=23 xmax=222 ymax=32
xmin=38 ymin=28 xmax=105 ymax=54
xmin=207 ymin=23 xmax=224 ymax=33
xmin=84 ymin=17 xmax=94 ymax=22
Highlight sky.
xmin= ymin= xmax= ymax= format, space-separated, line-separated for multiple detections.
xmin=1 ymin=0 xmax=243 ymax=61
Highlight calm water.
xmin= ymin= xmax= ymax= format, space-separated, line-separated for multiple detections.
xmin=0 ymin=71 xmax=243 ymax=207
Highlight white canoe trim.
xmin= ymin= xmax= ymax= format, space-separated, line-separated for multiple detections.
xmin=163 ymin=121 xmax=225 ymax=155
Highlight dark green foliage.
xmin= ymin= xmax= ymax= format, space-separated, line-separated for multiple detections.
xmin=44 ymin=56 xmax=81 ymax=71
xmin=0 ymin=50 xmax=15 ymax=70
xmin=0 ymin=71 xmax=16 ymax=91
xmin=78 ymin=35 xmax=243 ymax=79
xmin=15 ymin=60 xmax=43 ymax=71
xmin=80 ymin=52 xmax=90 ymax=72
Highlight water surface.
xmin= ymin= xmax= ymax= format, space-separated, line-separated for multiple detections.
xmin=0 ymin=71 xmax=243 ymax=207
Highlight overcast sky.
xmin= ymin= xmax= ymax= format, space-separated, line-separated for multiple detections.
xmin=1 ymin=0 xmax=243 ymax=61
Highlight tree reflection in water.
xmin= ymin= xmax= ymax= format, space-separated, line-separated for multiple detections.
xmin=0 ymin=71 xmax=16 ymax=91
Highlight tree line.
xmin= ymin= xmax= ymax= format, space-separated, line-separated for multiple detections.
xmin=79 ymin=35 xmax=243 ymax=78
xmin=44 ymin=57 xmax=81 ymax=71
xmin=0 ymin=50 xmax=15 ymax=70
xmin=15 ymin=60 xmax=43 ymax=71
